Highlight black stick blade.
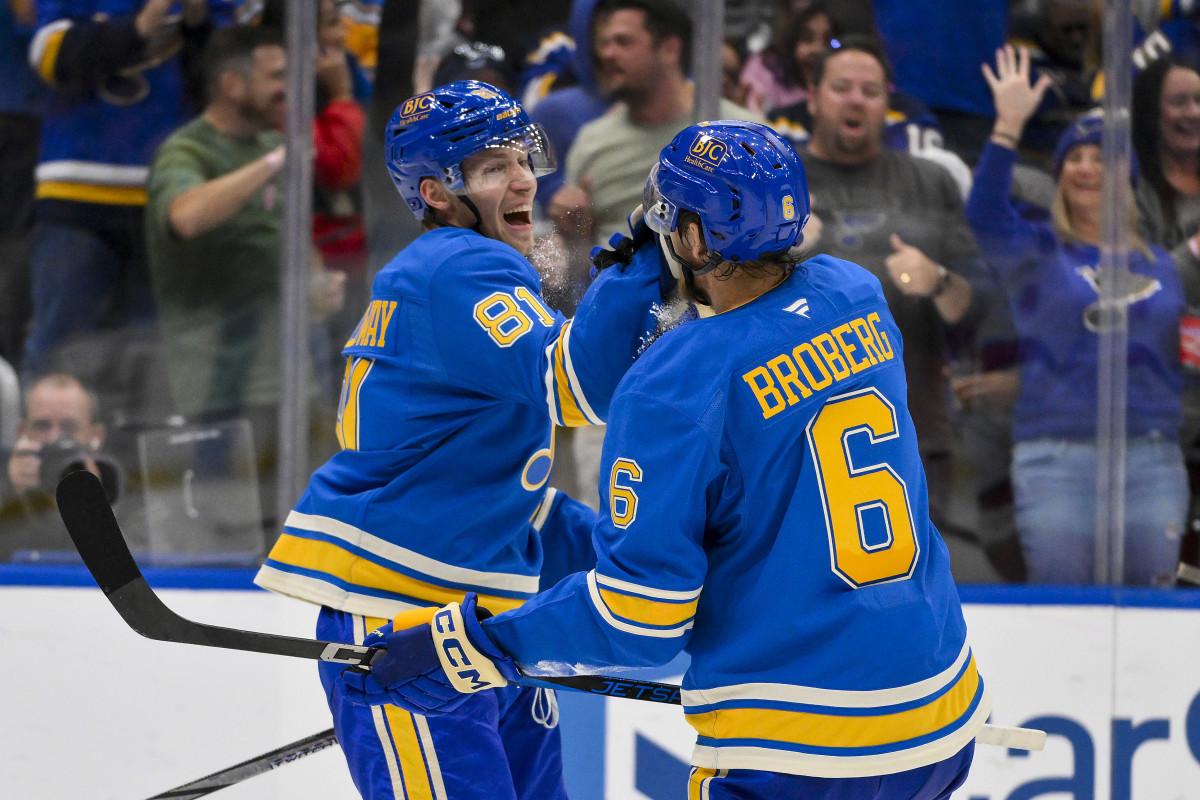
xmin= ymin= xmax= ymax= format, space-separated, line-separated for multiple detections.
xmin=147 ymin=729 xmax=338 ymax=799
xmin=57 ymin=470 xmax=142 ymax=595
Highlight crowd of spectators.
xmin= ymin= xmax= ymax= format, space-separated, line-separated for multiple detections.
xmin=2 ymin=0 xmax=1200 ymax=588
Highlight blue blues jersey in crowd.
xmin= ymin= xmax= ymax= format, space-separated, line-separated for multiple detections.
xmin=28 ymin=0 xmax=236 ymax=206
xmin=256 ymin=227 xmax=662 ymax=618
xmin=484 ymin=254 xmax=990 ymax=777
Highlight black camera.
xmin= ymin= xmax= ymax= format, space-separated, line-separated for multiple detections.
xmin=37 ymin=438 xmax=122 ymax=503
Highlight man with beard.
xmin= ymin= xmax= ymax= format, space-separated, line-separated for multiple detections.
xmin=547 ymin=0 xmax=763 ymax=250
xmin=545 ymin=0 xmax=762 ymax=510
xmin=799 ymin=36 xmax=993 ymax=532
xmin=145 ymin=24 xmax=321 ymax=536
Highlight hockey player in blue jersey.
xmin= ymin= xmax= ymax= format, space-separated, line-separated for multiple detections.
xmin=254 ymin=80 xmax=672 ymax=800
xmin=341 ymin=120 xmax=992 ymax=800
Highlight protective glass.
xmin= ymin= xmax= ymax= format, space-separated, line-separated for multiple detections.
xmin=642 ymin=164 xmax=679 ymax=235
xmin=456 ymin=123 xmax=556 ymax=194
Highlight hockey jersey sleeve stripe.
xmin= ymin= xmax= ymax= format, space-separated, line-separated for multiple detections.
xmin=266 ymin=534 xmax=530 ymax=611
xmin=594 ymin=573 xmax=704 ymax=601
xmin=681 ymin=642 xmax=972 ymax=709
xmin=285 ymin=511 xmax=541 ymax=593
xmin=547 ymin=322 xmax=602 ymax=427
xmin=685 ymin=656 xmax=982 ymax=751
xmin=29 ymin=19 xmax=70 ymax=84
xmin=587 ymin=570 xmax=695 ymax=637
xmin=596 ymin=585 xmax=699 ymax=627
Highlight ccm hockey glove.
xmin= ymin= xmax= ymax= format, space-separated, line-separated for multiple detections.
xmin=340 ymin=593 xmax=519 ymax=715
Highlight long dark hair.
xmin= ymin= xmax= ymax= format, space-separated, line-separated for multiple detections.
xmin=762 ymin=1 xmax=840 ymax=89
xmin=1132 ymin=56 xmax=1200 ymax=231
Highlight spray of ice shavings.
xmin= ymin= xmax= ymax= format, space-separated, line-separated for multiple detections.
xmin=637 ymin=295 xmax=696 ymax=355
xmin=522 ymin=660 xmax=644 ymax=677
xmin=529 ymin=234 xmax=572 ymax=295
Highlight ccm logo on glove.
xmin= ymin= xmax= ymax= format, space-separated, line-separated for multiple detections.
xmin=431 ymin=602 xmax=510 ymax=693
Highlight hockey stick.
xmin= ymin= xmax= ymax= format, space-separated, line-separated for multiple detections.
xmin=54 ymin=470 xmax=681 ymax=702
xmin=146 ymin=728 xmax=337 ymax=799
xmin=56 ymin=471 xmax=1045 ymax=754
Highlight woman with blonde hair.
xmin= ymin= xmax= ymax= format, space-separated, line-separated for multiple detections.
xmin=965 ymin=45 xmax=1187 ymax=585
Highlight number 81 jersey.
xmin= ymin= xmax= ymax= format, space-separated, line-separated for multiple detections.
xmin=482 ymin=253 xmax=991 ymax=778
xmin=255 ymin=227 xmax=660 ymax=619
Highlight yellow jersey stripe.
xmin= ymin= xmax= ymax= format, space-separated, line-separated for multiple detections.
xmin=586 ymin=571 xmax=693 ymax=638
xmin=685 ymin=657 xmax=980 ymax=749
xmin=284 ymin=511 xmax=541 ymax=593
xmin=268 ymin=535 xmax=527 ymax=612
xmin=31 ymin=21 xmax=68 ymax=84
xmin=35 ymin=181 xmax=147 ymax=205
xmin=552 ymin=327 xmax=589 ymax=426
xmin=597 ymin=585 xmax=699 ymax=627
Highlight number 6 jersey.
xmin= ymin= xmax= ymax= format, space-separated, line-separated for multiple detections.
xmin=482 ymin=253 xmax=991 ymax=778
xmin=255 ymin=226 xmax=664 ymax=618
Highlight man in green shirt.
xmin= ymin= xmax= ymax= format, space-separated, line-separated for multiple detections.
xmin=145 ymin=24 xmax=316 ymax=534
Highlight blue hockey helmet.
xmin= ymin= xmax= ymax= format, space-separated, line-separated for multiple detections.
xmin=385 ymin=80 xmax=556 ymax=219
xmin=642 ymin=120 xmax=809 ymax=268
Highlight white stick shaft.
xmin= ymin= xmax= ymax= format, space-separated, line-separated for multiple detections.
xmin=977 ymin=724 xmax=1046 ymax=751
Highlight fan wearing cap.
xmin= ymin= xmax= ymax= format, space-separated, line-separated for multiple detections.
xmin=967 ymin=45 xmax=1187 ymax=586
xmin=254 ymin=80 xmax=674 ymax=800
xmin=342 ymin=120 xmax=992 ymax=800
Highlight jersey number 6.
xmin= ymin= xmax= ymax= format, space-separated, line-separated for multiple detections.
xmin=806 ymin=387 xmax=919 ymax=588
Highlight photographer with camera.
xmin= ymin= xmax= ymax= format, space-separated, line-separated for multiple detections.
xmin=1 ymin=373 xmax=120 ymax=561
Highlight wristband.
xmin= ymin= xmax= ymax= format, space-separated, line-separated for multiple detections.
xmin=991 ymin=131 xmax=1019 ymax=148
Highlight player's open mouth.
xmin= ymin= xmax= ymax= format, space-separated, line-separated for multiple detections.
xmin=504 ymin=206 xmax=533 ymax=227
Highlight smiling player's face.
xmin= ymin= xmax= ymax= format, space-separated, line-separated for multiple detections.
xmin=460 ymin=147 xmax=538 ymax=255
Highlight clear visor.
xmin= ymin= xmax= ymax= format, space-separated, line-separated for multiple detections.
xmin=454 ymin=123 xmax=557 ymax=195
xmin=641 ymin=164 xmax=679 ymax=235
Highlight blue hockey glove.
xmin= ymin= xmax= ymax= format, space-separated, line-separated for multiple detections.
xmin=339 ymin=593 xmax=519 ymax=716
xmin=590 ymin=204 xmax=655 ymax=274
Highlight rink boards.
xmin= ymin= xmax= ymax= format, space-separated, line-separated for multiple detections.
xmin=1 ymin=568 xmax=1198 ymax=800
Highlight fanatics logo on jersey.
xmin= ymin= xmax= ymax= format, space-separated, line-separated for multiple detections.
xmin=684 ymin=134 xmax=727 ymax=173
xmin=785 ymin=298 xmax=810 ymax=317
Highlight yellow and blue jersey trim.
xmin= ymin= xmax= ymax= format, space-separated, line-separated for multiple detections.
xmin=255 ymin=511 xmax=539 ymax=618
xmin=683 ymin=643 xmax=990 ymax=778
xmin=586 ymin=571 xmax=700 ymax=638
xmin=544 ymin=320 xmax=603 ymax=427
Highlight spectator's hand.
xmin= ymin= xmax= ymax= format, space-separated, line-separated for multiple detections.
xmin=135 ymin=0 xmax=174 ymax=38
xmin=180 ymin=0 xmax=209 ymax=27
xmin=885 ymin=234 xmax=941 ymax=297
xmin=982 ymin=45 xmax=1052 ymax=142
xmin=311 ymin=268 xmax=347 ymax=322
xmin=316 ymin=46 xmax=354 ymax=102
xmin=548 ymin=177 xmax=595 ymax=241
xmin=951 ymin=369 xmax=1020 ymax=410
xmin=7 ymin=435 xmax=42 ymax=496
